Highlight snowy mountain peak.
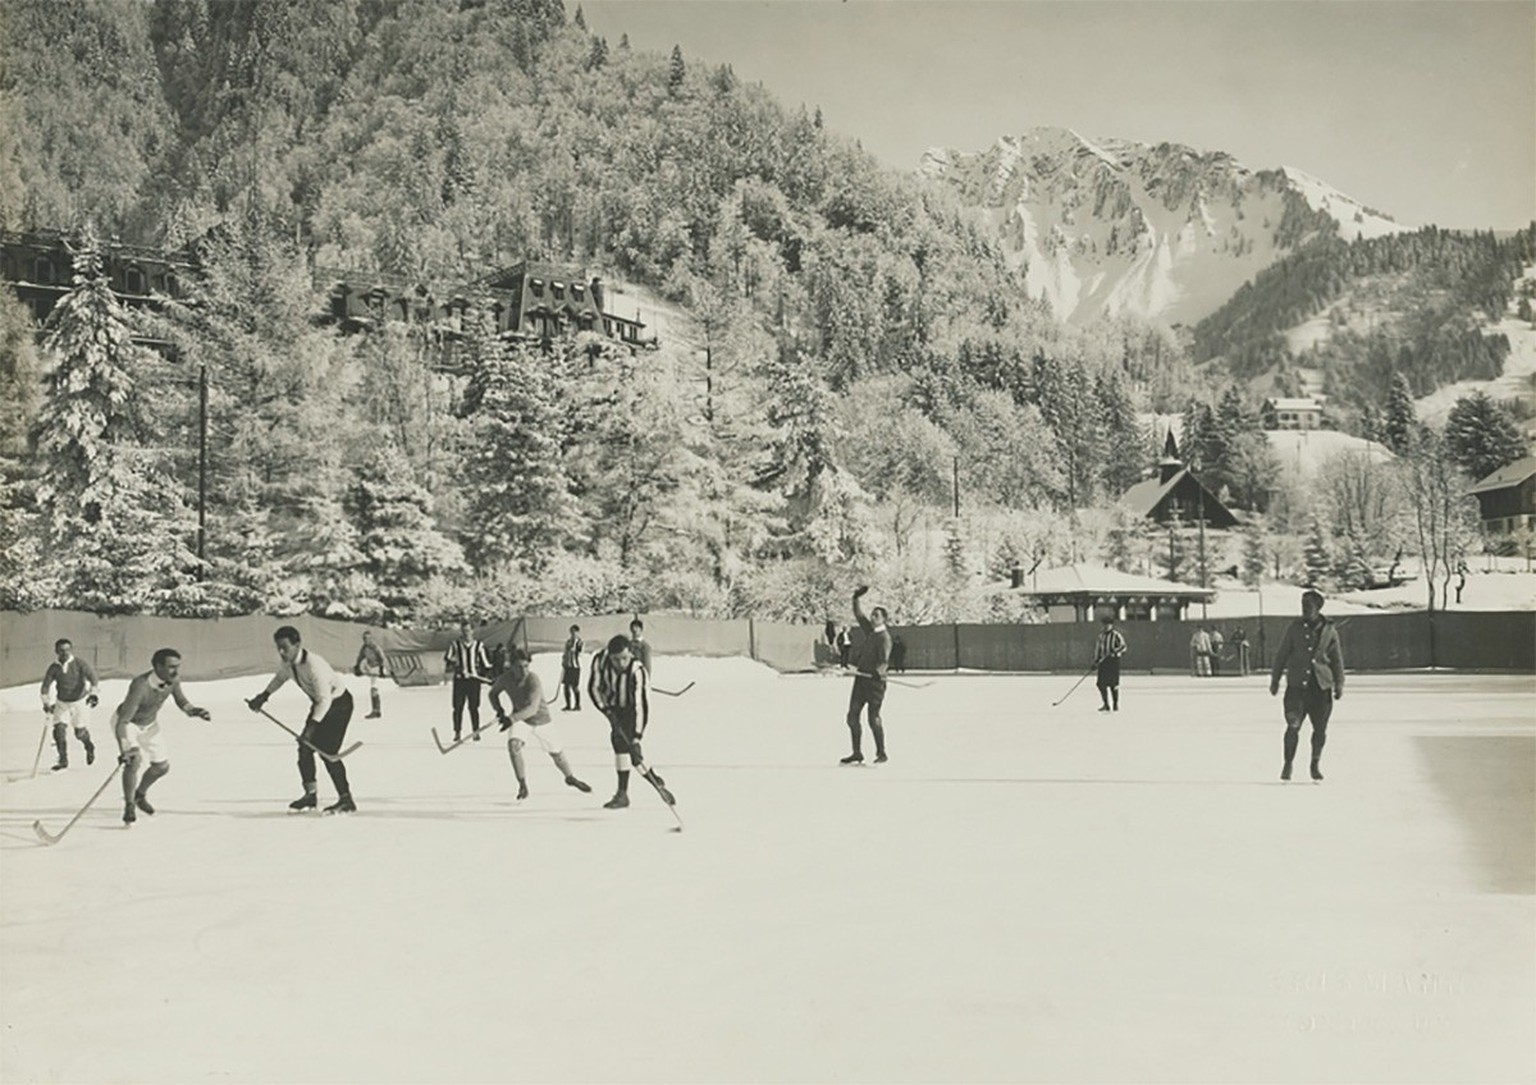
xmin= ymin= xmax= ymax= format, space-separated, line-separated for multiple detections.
xmin=921 ymin=128 xmax=1411 ymax=325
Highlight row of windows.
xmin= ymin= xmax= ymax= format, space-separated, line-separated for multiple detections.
xmin=4 ymin=254 xmax=178 ymax=296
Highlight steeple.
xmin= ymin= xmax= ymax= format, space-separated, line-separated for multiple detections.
xmin=1157 ymin=429 xmax=1183 ymax=485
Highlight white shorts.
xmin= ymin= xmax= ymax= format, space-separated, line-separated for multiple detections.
xmin=46 ymin=700 xmax=90 ymax=728
xmin=506 ymin=717 xmax=563 ymax=755
xmin=120 ymin=720 xmax=167 ymax=764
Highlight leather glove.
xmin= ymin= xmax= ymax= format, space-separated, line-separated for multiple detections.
xmin=247 ymin=692 xmax=268 ymax=713
xmin=188 ymin=706 xmax=211 ymax=721
xmin=353 ymin=664 xmax=362 ymax=676
xmin=86 ymin=693 xmax=99 ymax=708
xmin=498 ymin=711 xmax=512 ymax=731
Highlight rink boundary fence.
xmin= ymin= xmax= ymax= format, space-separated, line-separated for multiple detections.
xmin=0 ymin=609 xmax=1530 ymax=688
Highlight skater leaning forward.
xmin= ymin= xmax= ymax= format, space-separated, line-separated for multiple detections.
xmin=113 ymin=648 xmax=211 ymax=824
xmin=1269 ymin=590 xmax=1345 ymax=782
xmin=842 ymin=585 xmax=891 ymax=765
xmin=248 ymin=626 xmax=357 ymax=813
xmin=588 ymin=635 xmax=673 ymax=809
xmin=489 ymin=648 xmax=591 ymax=800
xmin=40 ymin=637 xmax=100 ymax=770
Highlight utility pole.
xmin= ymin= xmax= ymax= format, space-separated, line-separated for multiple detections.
xmin=952 ymin=456 xmax=960 ymax=518
xmin=197 ymin=363 xmax=208 ymax=567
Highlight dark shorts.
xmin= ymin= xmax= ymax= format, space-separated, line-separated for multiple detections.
xmin=1096 ymin=659 xmax=1121 ymax=688
xmin=1283 ymin=683 xmax=1334 ymax=730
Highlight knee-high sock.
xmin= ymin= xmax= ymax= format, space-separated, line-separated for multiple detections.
xmin=121 ymin=755 xmax=139 ymax=803
xmin=137 ymin=761 xmax=169 ymax=797
xmin=551 ymin=751 xmax=577 ymax=779
xmin=1110 ymin=686 xmax=1120 ymax=709
xmin=52 ymin=723 xmax=67 ymax=759
xmin=370 ymin=689 xmax=381 ymax=716
xmin=508 ymin=744 xmax=527 ymax=783
xmin=324 ymin=758 xmax=350 ymax=799
xmin=1283 ymin=728 xmax=1299 ymax=766
xmin=846 ymin=719 xmax=863 ymax=755
xmin=869 ymin=721 xmax=886 ymax=757
xmin=74 ymin=727 xmax=94 ymax=753
xmin=1310 ymin=724 xmax=1327 ymax=763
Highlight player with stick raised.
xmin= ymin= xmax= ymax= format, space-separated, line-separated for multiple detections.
xmin=841 ymin=585 xmax=891 ymax=765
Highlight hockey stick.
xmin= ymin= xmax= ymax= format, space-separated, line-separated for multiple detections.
xmin=651 ymin=681 xmax=695 ymax=697
xmin=431 ymin=700 xmax=558 ymax=754
xmin=854 ymin=671 xmax=933 ymax=690
xmin=1051 ymin=665 xmax=1097 ymax=707
xmin=29 ymin=719 xmax=50 ymax=778
xmin=599 ymin=709 xmax=683 ymax=831
xmin=249 ymin=704 xmax=362 ymax=762
xmin=34 ymin=762 xmax=124 ymax=845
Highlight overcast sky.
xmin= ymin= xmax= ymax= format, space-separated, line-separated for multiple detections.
xmin=582 ymin=0 xmax=1536 ymax=231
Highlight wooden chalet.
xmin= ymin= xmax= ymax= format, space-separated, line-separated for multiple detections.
xmin=1118 ymin=431 xmax=1239 ymax=529
xmin=1466 ymin=455 xmax=1536 ymax=538
xmin=322 ymin=261 xmax=652 ymax=349
xmin=1 ymin=229 xmax=193 ymax=333
xmin=1262 ymin=396 xmax=1324 ymax=431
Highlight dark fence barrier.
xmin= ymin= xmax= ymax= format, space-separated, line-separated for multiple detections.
xmin=3 ymin=608 xmax=1531 ymax=691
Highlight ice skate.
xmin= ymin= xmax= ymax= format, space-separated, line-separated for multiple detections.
xmin=840 ymin=752 xmax=864 ymax=765
xmin=874 ymin=751 xmax=888 ymax=764
xmin=288 ymin=793 xmax=318 ymax=812
xmin=50 ymin=757 xmax=67 ymax=772
xmin=324 ymin=795 xmax=357 ymax=814
xmin=1280 ymin=762 xmax=1293 ymax=781
xmin=603 ymin=792 xmax=630 ymax=809
xmin=133 ymin=791 xmax=155 ymax=816
xmin=122 ymin=802 xmax=136 ymax=825
xmin=1098 ymin=705 xmax=1111 ymax=713
xmin=1310 ymin=762 xmax=1324 ymax=782
xmin=565 ymin=776 xmax=592 ymax=793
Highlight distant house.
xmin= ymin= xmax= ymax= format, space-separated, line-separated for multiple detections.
xmin=1006 ymin=562 xmax=1215 ymax=623
xmin=1262 ymin=397 xmax=1324 ymax=430
xmin=1 ymin=229 xmax=193 ymax=342
xmin=1118 ymin=431 xmax=1239 ymax=529
xmin=322 ymin=260 xmax=651 ymax=349
xmin=1466 ymin=455 xmax=1536 ymax=537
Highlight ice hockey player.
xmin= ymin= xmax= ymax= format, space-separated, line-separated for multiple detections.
xmin=40 ymin=637 xmax=100 ymax=770
xmin=588 ymin=634 xmax=674 ymax=809
xmin=628 ymin=617 xmax=654 ymax=675
xmin=560 ymin=624 xmax=584 ymax=711
xmin=353 ymin=630 xmax=387 ymax=719
xmin=488 ymin=648 xmax=591 ymax=800
xmin=842 ymin=585 xmax=891 ymax=765
xmin=247 ymin=626 xmax=357 ymax=814
xmin=443 ymin=621 xmax=492 ymax=742
xmin=113 ymin=648 xmax=211 ymax=824
xmin=1269 ymin=589 xmax=1346 ymax=782
xmin=1093 ymin=614 xmax=1128 ymax=712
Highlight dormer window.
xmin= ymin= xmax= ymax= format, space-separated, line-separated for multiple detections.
xmin=124 ymin=265 xmax=145 ymax=294
xmin=572 ymin=283 xmax=585 ymax=300
xmin=552 ymin=281 xmax=565 ymax=300
xmin=530 ymin=278 xmax=544 ymax=294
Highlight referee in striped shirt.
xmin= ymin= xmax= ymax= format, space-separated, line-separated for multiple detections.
xmin=1094 ymin=613 xmax=1128 ymax=712
xmin=444 ymin=622 xmax=492 ymax=741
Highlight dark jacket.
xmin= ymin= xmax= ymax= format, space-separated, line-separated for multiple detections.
xmin=1270 ymin=617 xmax=1345 ymax=693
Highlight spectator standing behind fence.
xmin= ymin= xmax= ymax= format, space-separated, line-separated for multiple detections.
xmin=1190 ymin=626 xmax=1212 ymax=677
xmin=560 ymin=625 xmax=584 ymax=711
xmin=40 ymin=637 xmax=99 ymax=770
xmin=889 ymin=634 xmax=907 ymax=674
xmin=835 ymin=624 xmax=852 ymax=668
xmin=353 ymin=631 xmax=387 ymax=719
xmin=1209 ymin=626 xmax=1225 ymax=676
xmin=1233 ymin=627 xmax=1251 ymax=676
xmin=1269 ymin=590 xmax=1345 ymax=782
xmin=443 ymin=621 xmax=492 ymax=742
xmin=1093 ymin=616 xmax=1127 ymax=712
xmin=629 ymin=618 xmax=653 ymax=676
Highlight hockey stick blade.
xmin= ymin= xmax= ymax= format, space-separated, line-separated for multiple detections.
xmin=252 ymin=705 xmax=362 ymax=762
xmin=33 ymin=820 xmax=62 ymax=845
xmin=430 ymin=726 xmax=492 ymax=755
xmin=651 ymin=682 xmax=695 ymax=697
xmin=32 ymin=763 xmax=124 ymax=846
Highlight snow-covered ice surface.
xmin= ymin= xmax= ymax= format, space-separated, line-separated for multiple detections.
xmin=2 ymin=657 xmax=1532 ymax=1084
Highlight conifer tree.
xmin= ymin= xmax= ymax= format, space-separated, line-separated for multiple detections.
xmin=1383 ymin=372 xmax=1417 ymax=453
xmin=1302 ymin=517 xmax=1332 ymax=589
xmin=30 ymin=234 xmax=203 ymax=612
xmin=346 ymin=444 xmax=465 ymax=621
xmin=1443 ymin=390 xmax=1526 ymax=481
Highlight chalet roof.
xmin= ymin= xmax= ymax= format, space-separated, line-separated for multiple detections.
xmin=1264 ymin=397 xmax=1323 ymax=411
xmin=1014 ymin=563 xmax=1215 ymax=600
xmin=1466 ymin=455 xmax=1536 ymax=495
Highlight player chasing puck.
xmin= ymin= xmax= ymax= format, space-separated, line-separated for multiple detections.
xmin=588 ymin=634 xmax=674 ymax=809
xmin=247 ymin=626 xmax=358 ymax=814
xmin=113 ymin=648 xmax=211 ymax=824
xmin=489 ymin=648 xmax=592 ymax=800
xmin=1269 ymin=589 xmax=1345 ymax=782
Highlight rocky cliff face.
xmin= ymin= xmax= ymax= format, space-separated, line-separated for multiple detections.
xmin=921 ymin=128 xmax=1407 ymax=326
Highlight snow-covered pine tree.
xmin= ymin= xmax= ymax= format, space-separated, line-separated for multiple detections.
xmin=30 ymin=232 xmax=203 ymax=613
xmin=1302 ymin=517 xmax=1332 ymax=589
xmin=1383 ymin=372 xmax=1417 ymax=454
xmin=346 ymin=444 xmax=465 ymax=622
xmin=1443 ymin=390 xmax=1527 ymax=482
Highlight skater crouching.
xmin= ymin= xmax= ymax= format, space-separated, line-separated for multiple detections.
xmin=248 ymin=626 xmax=357 ymax=813
xmin=489 ymin=648 xmax=591 ymax=800
xmin=842 ymin=585 xmax=891 ymax=764
xmin=1269 ymin=590 xmax=1345 ymax=782
xmin=113 ymin=648 xmax=211 ymax=823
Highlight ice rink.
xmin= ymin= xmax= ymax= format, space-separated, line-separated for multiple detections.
xmin=2 ymin=659 xmax=1532 ymax=1084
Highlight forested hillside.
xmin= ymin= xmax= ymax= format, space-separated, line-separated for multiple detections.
xmin=1193 ymin=225 xmax=1536 ymax=412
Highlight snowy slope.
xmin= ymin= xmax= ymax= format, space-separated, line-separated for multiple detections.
xmin=922 ymin=129 xmax=1410 ymax=326
xmin=1415 ymin=264 xmax=1536 ymax=424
